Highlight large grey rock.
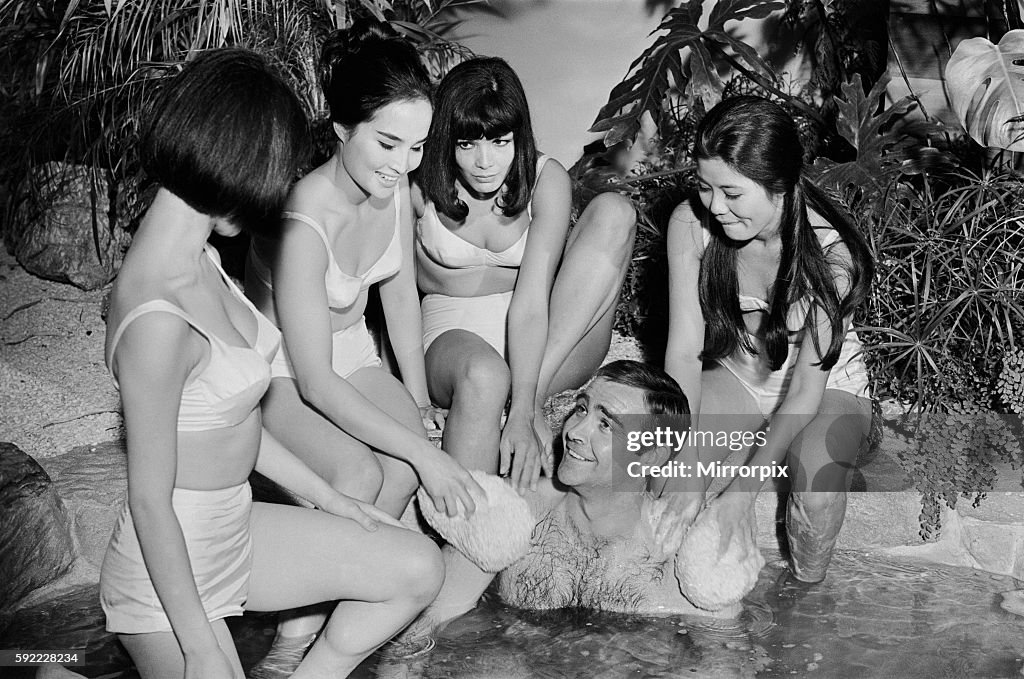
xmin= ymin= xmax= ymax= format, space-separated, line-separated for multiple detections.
xmin=42 ymin=441 xmax=127 ymax=574
xmin=0 ymin=442 xmax=76 ymax=615
xmin=12 ymin=162 xmax=130 ymax=290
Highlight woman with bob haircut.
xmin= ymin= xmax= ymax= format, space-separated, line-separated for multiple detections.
xmin=245 ymin=18 xmax=482 ymax=672
xmin=410 ymin=56 xmax=636 ymax=626
xmin=101 ymin=48 xmax=444 ymax=679
xmin=662 ymin=95 xmax=874 ymax=583
xmin=415 ymin=57 xmax=636 ymax=490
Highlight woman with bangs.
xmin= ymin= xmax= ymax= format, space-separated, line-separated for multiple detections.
xmin=411 ymin=56 xmax=636 ymax=626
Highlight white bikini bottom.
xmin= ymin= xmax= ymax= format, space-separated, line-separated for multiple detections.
xmin=421 ymin=291 xmax=513 ymax=358
xmin=101 ymin=483 xmax=253 ymax=634
xmin=716 ymin=330 xmax=871 ymax=417
xmin=270 ymin=316 xmax=382 ymax=380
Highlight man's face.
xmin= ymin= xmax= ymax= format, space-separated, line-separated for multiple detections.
xmin=557 ymin=378 xmax=648 ymax=489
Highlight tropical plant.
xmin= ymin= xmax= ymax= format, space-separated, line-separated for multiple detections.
xmin=0 ymin=0 xmax=483 ymax=281
xmin=945 ymin=29 xmax=1024 ymax=151
xmin=579 ymin=0 xmax=1024 ymax=538
xmin=589 ymin=0 xmax=792 ymax=149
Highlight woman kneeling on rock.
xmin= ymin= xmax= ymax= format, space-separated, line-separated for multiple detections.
xmin=101 ymin=49 xmax=443 ymax=679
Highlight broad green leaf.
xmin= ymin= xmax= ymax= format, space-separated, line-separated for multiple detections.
xmin=812 ymin=73 xmax=917 ymax=191
xmin=589 ymin=0 xmax=782 ymax=148
xmin=689 ymin=41 xmax=722 ymax=110
xmin=945 ymin=30 xmax=1024 ymax=150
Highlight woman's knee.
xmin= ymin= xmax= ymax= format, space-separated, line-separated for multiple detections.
xmin=395 ymin=534 xmax=445 ymax=605
xmin=577 ymin=192 xmax=637 ymax=256
xmin=454 ymin=355 xmax=511 ymax=408
xmin=790 ymin=490 xmax=845 ymax=518
xmin=333 ymin=446 xmax=385 ymax=502
xmin=789 ymin=414 xmax=866 ymax=491
xmin=377 ymin=454 xmax=418 ymax=499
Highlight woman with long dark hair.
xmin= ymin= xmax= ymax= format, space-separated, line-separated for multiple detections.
xmin=102 ymin=49 xmax=444 ymax=679
xmin=664 ymin=95 xmax=874 ymax=583
xmin=414 ymin=56 xmax=636 ymax=489
xmin=409 ymin=56 xmax=636 ymax=630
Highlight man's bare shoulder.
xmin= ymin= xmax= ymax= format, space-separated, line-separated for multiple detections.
xmin=519 ymin=476 xmax=569 ymax=520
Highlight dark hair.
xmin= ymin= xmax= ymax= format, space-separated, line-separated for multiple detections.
xmin=419 ymin=57 xmax=538 ymax=221
xmin=692 ymin=95 xmax=873 ymax=370
xmin=141 ymin=49 xmax=309 ymax=235
xmin=319 ymin=18 xmax=432 ymax=130
xmin=593 ymin=360 xmax=690 ymax=418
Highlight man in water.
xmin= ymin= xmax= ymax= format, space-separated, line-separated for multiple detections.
xmin=404 ymin=360 xmax=763 ymax=642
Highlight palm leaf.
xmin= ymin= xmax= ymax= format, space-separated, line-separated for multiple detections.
xmin=945 ymin=29 xmax=1024 ymax=151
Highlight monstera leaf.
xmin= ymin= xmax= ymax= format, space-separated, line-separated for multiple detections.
xmin=945 ymin=30 xmax=1024 ymax=150
xmin=589 ymin=0 xmax=784 ymax=147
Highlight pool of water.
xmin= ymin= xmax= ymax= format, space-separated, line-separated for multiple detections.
xmin=3 ymin=550 xmax=1023 ymax=678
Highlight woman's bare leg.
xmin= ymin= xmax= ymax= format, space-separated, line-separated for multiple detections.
xmin=537 ymin=192 xmax=636 ymax=398
xmin=118 ymin=619 xmax=242 ymax=679
xmin=345 ymin=366 xmax=424 ymax=518
xmin=257 ymin=377 xmax=386 ymax=652
xmin=425 ymin=330 xmax=511 ymax=473
xmin=256 ymin=368 xmax=422 ymax=657
xmin=247 ymin=503 xmax=444 ymax=679
xmin=786 ymin=390 xmax=871 ymax=582
xmin=262 ymin=377 xmax=384 ymax=504
xmin=413 ymin=332 xmax=512 ymax=638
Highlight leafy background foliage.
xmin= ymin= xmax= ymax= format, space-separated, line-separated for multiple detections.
xmin=0 ymin=0 xmax=481 ymax=254
xmin=945 ymin=29 xmax=1024 ymax=151
xmin=576 ymin=0 xmax=1024 ymax=538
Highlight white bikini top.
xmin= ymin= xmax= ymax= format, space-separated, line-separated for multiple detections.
xmin=248 ymin=188 xmax=402 ymax=310
xmin=107 ymin=246 xmax=280 ymax=432
xmin=702 ymin=225 xmax=842 ymax=335
xmin=416 ymin=155 xmax=550 ymax=269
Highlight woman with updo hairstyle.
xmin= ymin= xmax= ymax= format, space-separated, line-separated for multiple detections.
xmin=102 ymin=48 xmax=444 ymax=679
xmin=662 ymin=95 xmax=874 ymax=584
xmin=245 ymin=19 xmax=481 ymax=672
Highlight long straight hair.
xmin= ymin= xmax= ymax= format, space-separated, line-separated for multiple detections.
xmin=694 ymin=96 xmax=873 ymax=370
xmin=419 ymin=57 xmax=538 ymax=221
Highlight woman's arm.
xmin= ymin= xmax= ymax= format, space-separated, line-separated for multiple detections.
xmin=502 ymin=160 xmax=573 ymax=490
xmin=273 ymin=214 xmax=481 ymax=516
xmin=378 ymin=178 xmax=434 ymax=418
xmin=660 ymin=201 xmax=709 ymax=503
xmin=113 ymin=313 xmax=233 ymax=675
xmin=255 ymin=427 xmax=401 ymax=530
xmin=664 ymin=200 xmax=707 ymax=415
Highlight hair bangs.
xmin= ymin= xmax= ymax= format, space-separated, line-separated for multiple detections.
xmin=452 ymin=90 xmax=520 ymax=141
